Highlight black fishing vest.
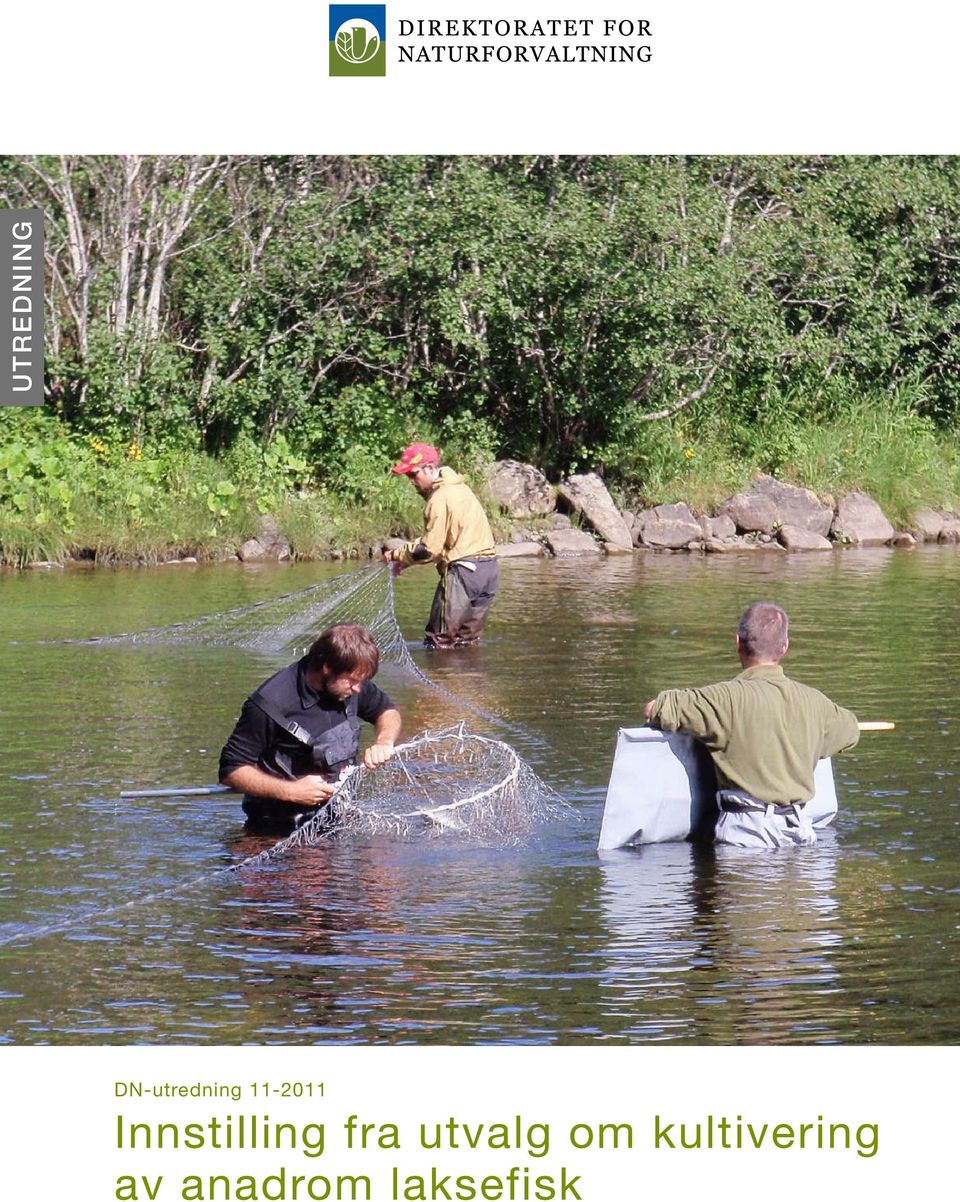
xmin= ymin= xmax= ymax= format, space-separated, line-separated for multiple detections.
xmin=249 ymin=660 xmax=361 ymax=780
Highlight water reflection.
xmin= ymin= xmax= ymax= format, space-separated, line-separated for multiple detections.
xmin=597 ymin=839 xmax=842 ymax=1042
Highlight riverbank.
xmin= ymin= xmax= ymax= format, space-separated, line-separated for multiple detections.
xmin=9 ymin=463 xmax=960 ymax=571
xmin=3 ymin=404 xmax=960 ymax=568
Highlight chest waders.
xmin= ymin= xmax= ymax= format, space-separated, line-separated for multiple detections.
xmin=241 ymin=688 xmax=361 ymax=833
xmin=425 ymin=557 xmax=500 ymax=648
xmin=716 ymin=789 xmax=819 ymax=848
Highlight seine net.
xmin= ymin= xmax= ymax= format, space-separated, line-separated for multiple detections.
xmin=0 ymin=566 xmax=568 ymax=949
xmin=88 ymin=562 xmax=527 ymax=737
xmin=87 ymin=562 xmax=410 ymax=663
xmin=86 ymin=563 xmax=563 ymax=845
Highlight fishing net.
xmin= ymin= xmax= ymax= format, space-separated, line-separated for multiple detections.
xmin=0 ymin=567 xmax=568 ymax=948
xmin=76 ymin=561 xmax=562 ymax=841
xmin=87 ymin=562 xmax=408 ymax=663
xmin=233 ymin=725 xmax=566 ymax=870
xmin=87 ymin=561 xmax=524 ymax=737
xmin=0 ymin=724 xmax=565 ymax=949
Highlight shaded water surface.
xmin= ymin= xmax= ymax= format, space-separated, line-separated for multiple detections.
xmin=0 ymin=549 xmax=958 ymax=1044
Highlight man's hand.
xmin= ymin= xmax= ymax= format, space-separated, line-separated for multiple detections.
xmin=381 ymin=551 xmax=407 ymax=575
xmin=370 ymin=707 xmax=402 ymax=766
xmin=222 ymin=764 xmax=336 ymax=806
xmin=282 ymin=775 xmax=338 ymax=806
xmin=363 ymin=740 xmax=396 ymax=769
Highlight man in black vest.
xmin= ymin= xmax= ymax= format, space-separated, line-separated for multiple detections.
xmin=219 ymin=623 xmax=402 ymax=831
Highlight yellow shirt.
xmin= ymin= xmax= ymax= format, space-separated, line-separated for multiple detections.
xmin=391 ymin=467 xmax=496 ymax=568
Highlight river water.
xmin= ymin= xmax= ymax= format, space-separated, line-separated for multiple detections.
xmin=0 ymin=548 xmax=957 ymax=1044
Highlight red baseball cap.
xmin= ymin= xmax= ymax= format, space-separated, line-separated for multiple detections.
xmin=391 ymin=443 xmax=440 ymax=474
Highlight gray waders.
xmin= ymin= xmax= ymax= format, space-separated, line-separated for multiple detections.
xmin=715 ymin=789 xmax=832 ymax=848
xmin=425 ymin=556 xmax=499 ymax=648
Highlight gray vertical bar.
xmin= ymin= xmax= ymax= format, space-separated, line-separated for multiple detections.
xmin=2 ymin=208 xmax=44 ymax=405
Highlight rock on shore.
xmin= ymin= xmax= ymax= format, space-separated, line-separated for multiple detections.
xmin=830 ymin=493 xmax=895 ymax=546
xmin=481 ymin=460 xmax=960 ymax=558
xmin=239 ymin=516 xmax=292 ymax=562
xmin=555 ymin=473 xmax=634 ymax=552
xmin=486 ymin=460 xmax=556 ymax=518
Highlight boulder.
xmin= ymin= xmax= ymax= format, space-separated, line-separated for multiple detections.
xmin=697 ymin=512 xmax=737 ymax=541
xmin=891 ymin=532 xmax=917 ymax=549
xmin=939 ymin=520 xmax=960 ymax=545
xmin=543 ymin=528 xmax=603 ymax=557
xmin=620 ymin=510 xmax=641 ymax=543
xmin=910 ymin=507 xmax=945 ymax=542
xmin=239 ymin=516 xmax=292 ymax=563
xmin=710 ymin=512 xmax=737 ymax=540
xmin=830 ymin=493 xmax=894 ymax=546
xmin=777 ymin=524 xmax=833 ymax=552
xmin=239 ymin=536 xmax=288 ymax=562
xmin=637 ymin=504 xmax=702 ymax=549
xmin=486 ymin=460 xmax=556 ymax=518
xmin=556 ymin=472 xmax=634 ymax=550
xmin=495 ymin=541 xmax=546 ymax=558
xmin=705 ymin=535 xmax=766 ymax=552
xmin=651 ymin=501 xmax=697 ymax=523
xmin=750 ymin=474 xmax=834 ymax=536
xmin=719 ymin=491 xmax=778 ymax=535
xmin=719 ymin=475 xmax=834 ymax=538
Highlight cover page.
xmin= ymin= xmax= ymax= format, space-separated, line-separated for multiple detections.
xmin=2 ymin=4 xmax=957 ymax=1200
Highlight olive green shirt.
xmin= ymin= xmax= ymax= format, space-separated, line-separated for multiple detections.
xmin=648 ymin=664 xmax=859 ymax=804
xmin=389 ymin=467 xmax=496 ymax=568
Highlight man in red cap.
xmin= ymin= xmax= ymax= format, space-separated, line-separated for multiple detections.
xmin=384 ymin=443 xmax=499 ymax=648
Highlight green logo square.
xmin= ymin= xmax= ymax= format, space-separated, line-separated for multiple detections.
xmin=330 ymin=6 xmax=386 ymax=76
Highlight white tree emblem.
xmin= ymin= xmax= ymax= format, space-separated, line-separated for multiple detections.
xmin=334 ymin=19 xmax=381 ymax=64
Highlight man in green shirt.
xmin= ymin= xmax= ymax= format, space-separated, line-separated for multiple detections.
xmin=644 ymin=602 xmax=859 ymax=848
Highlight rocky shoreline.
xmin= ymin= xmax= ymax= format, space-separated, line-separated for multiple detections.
xmin=486 ymin=460 xmax=960 ymax=558
xmin=18 ymin=460 xmax=960 ymax=570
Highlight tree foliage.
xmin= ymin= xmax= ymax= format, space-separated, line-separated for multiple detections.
xmin=3 ymin=154 xmax=959 ymax=489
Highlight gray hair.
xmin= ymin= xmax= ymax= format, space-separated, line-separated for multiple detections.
xmin=737 ymin=602 xmax=789 ymax=661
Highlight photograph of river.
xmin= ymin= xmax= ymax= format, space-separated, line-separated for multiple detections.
xmin=1 ymin=547 xmax=956 ymax=1044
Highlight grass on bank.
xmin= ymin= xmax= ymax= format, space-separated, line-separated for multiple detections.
xmin=2 ymin=395 xmax=959 ymax=565
xmin=0 ymin=413 xmax=427 ymax=566
xmin=613 ymin=391 xmax=960 ymax=526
